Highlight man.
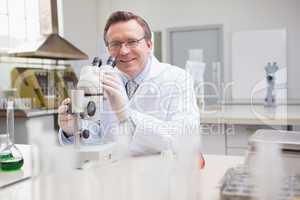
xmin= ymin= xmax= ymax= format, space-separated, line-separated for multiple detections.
xmin=58 ymin=11 xmax=200 ymax=155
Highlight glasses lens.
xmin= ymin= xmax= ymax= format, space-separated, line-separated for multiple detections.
xmin=126 ymin=40 xmax=139 ymax=48
xmin=108 ymin=36 xmax=144 ymax=51
xmin=108 ymin=42 xmax=121 ymax=50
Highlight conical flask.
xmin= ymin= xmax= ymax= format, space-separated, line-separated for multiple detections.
xmin=0 ymin=101 xmax=24 ymax=171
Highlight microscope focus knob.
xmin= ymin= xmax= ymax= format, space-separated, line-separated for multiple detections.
xmin=87 ymin=101 xmax=96 ymax=116
xmin=81 ymin=129 xmax=90 ymax=139
xmin=267 ymin=75 xmax=273 ymax=81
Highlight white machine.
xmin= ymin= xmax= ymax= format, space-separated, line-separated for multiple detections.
xmin=66 ymin=57 xmax=120 ymax=164
xmin=68 ymin=57 xmax=117 ymax=144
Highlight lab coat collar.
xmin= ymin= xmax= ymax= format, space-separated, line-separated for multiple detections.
xmin=144 ymin=54 xmax=169 ymax=81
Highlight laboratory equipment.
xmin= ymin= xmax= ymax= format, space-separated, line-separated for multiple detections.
xmin=220 ymin=166 xmax=300 ymax=200
xmin=185 ymin=49 xmax=206 ymax=109
xmin=220 ymin=129 xmax=300 ymax=200
xmin=0 ymin=101 xmax=24 ymax=171
xmin=70 ymin=89 xmax=84 ymax=147
xmin=264 ymin=62 xmax=279 ymax=107
xmin=11 ymin=66 xmax=77 ymax=109
xmin=67 ymin=57 xmax=116 ymax=144
xmin=247 ymin=129 xmax=300 ymax=175
xmin=212 ymin=61 xmax=222 ymax=105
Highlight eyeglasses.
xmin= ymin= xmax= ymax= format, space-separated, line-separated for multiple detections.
xmin=107 ymin=36 xmax=145 ymax=51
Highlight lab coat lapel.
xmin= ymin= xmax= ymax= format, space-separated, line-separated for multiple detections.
xmin=129 ymin=55 xmax=168 ymax=108
xmin=144 ymin=55 xmax=168 ymax=82
xmin=116 ymin=55 xmax=168 ymax=103
xmin=133 ymin=55 xmax=167 ymax=97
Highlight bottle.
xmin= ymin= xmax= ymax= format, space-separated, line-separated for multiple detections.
xmin=185 ymin=49 xmax=206 ymax=110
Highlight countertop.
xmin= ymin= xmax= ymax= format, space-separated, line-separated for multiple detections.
xmin=0 ymin=109 xmax=57 ymax=118
xmin=0 ymin=145 xmax=244 ymax=200
xmin=200 ymin=104 xmax=300 ymax=125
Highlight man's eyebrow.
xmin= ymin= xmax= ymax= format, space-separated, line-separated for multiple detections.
xmin=127 ymin=37 xmax=139 ymax=40
xmin=109 ymin=37 xmax=140 ymax=42
xmin=109 ymin=40 xmax=120 ymax=43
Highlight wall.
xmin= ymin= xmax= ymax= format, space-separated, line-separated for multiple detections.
xmin=59 ymin=0 xmax=99 ymax=74
xmin=96 ymin=0 xmax=300 ymax=100
xmin=96 ymin=0 xmax=114 ymax=60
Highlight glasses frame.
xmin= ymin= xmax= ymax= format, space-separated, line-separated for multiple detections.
xmin=107 ymin=36 xmax=146 ymax=51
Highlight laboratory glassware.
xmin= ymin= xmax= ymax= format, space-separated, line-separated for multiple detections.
xmin=0 ymin=101 xmax=24 ymax=171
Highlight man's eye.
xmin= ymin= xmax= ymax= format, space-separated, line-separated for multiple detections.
xmin=127 ymin=40 xmax=138 ymax=46
xmin=110 ymin=42 xmax=121 ymax=48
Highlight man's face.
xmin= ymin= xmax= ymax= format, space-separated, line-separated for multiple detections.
xmin=106 ymin=20 xmax=152 ymax=78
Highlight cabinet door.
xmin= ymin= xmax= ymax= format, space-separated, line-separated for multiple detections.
xmin=167 ymin=25 xmax=223 ymax=105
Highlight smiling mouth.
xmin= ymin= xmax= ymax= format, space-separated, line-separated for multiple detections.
xmin=119 ymin=58 xmax=136 ymax=63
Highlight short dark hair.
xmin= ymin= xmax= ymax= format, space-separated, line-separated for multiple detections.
xmin=103 ymin=11 xmax=152 ymax=46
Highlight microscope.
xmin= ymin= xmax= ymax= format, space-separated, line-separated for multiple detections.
xmin=264 ymin=62 xmax=279 ymax=107
xmin=68 ymin=57 xmax=117 ymax=146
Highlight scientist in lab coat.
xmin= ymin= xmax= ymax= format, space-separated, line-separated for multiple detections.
xmin=58 ymin=11 xmax=200 ymax=155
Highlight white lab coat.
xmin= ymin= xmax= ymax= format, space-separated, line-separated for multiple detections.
xmin=59 ymin=55 xmax=200 ymax=155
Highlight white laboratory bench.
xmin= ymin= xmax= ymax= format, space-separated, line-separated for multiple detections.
xmin=200 ymin=104 xmax=300 ymax=155
xmin=200 ymin=104 xmax=300 ymax=126
xmin=0 ymin=145 xmax=244 ymax=200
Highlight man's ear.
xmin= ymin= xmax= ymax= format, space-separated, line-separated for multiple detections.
xmin=146 ymin=39 xmax=153 ymax=49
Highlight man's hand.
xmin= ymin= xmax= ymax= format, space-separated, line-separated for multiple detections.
xmin=102 ymin=71 xmax=129 ymax=122
xmin=58 ymin=98 xmax=75 ymax=136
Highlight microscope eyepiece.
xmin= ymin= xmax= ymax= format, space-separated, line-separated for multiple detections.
xmin=92 ymin=57 xmax=102 ymax=67
xmin=106 ymin=56 xmax=117 ymax=67
xmin=92 ymin=57 xmax=99 ymax=66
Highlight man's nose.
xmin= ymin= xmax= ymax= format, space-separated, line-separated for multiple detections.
xmin=119 ymin=44 xmax=130 ymax=55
